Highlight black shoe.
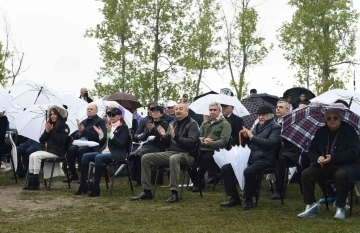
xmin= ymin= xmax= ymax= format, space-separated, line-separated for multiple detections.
xmin=64 ymin=174 xmax=79 ymax=183
xmin=220 ymin=197 xmax=241 ymax=207
xmin=23 ymin=174 xmax=33 ymax=190
xmin=166 ymin=193 xmax=179 ymax=203
xmin=28 ymin=175 xmax=40 ymax=191
xmin=242 ymin=199 xmax=254 ymax=210
xmin=74 ymin=183 xmax=88 ymax=195
xmin=88 ymin=185 xmax=100 ymax=197
xmin=271 ymin=192 xmax=285 ymax=200
xmin=131 ymin=192 xmax=153 ymax=201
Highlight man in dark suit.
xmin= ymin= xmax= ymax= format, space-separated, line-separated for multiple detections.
xmin=79 ymin=87 xmax=93 ymax=103
xmin=221 ymin=104 xmax=244 ymax=146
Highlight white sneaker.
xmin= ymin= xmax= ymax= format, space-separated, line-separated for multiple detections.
xmin=298 ymin=203 xmax=320 ymax=218
xmin=334 ymin=207 xmax=346 ymax=220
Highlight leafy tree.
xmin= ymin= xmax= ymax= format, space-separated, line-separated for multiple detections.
xmin=179 ymin=0 xmax=224 ymax=96
xmin=224 ymin=0 xmax=271 ymax=100
xmin=278 ymin=0 xmax=359 ymax=94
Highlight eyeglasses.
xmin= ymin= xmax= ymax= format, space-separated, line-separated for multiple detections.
xmin=107 ymin=113 xmax=116 ymax=117
xmin=326 ymin=116 xmax=339 ymax=121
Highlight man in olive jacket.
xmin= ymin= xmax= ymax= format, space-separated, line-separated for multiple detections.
xmin=192 ymin=102 xmax=231 ymax=192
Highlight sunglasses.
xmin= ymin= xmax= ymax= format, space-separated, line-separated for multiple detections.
xmin=107 ymin=113 xmax=117 ymax=117
xmin=326 ymin=116 xmax=339 ymax=121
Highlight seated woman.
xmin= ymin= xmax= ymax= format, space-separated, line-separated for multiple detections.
xmin=75 ymin=107 xmax=130 ymax=197
xmin=220 ymin=106 xmax=281 ymax=210
xmin=298 ymin=108 xmax=360 ymax=220
xmin=24 ymin=106 xmax=70 ymax=190
xmin=129 ymin=105 xmax=169 ymax=186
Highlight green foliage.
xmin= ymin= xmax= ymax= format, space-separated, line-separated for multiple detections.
xmin=278 ymin=0 xmax=359 ymax=94
xmin=0 ymin=42 xmax=10 ymax=87
xmin=226 ymin=1 xmax=272 ymax=100
xmin=178 ymin=0 xmax=224 ymax=96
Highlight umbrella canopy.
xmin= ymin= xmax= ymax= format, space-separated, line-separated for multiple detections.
xmin=241 ymin=97 xmax=276 ymax=129
xmin=250 ymin=93 xmax=280 ymax=106
xmin=61 ymin=94 xmax=88 ymax=120
xmin=283 ymin=87 xmax=316 ymax=103
xmin=5 ymin=105 xmax=26 ymax=129
xmin=103 ymin=92 xmax=141 ymax=110
xmin=281 ymin=102 xmax=360 ymax=151
xmin=310 ymin=89 xmax=360 ymax=115
xmin=78 ymin=99 xmax=133 ymax=128
xmin=8 ymin=80 xmax=63 ymax=108
xmin=0 ymin=90 xmax=14 ymax=112
xmin=14 ymin=104 xmax=76 ymax=143
xmin=193 ymin=91 xmax=218 ymax=102
xmin=189 ymin=94 xmax=250 ymax=117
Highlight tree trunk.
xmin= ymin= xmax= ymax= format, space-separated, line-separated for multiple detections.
xmin=227 ymin=40 xmax=238 ymax=96
xmin=321 ymin=23 xmax=330 ymax=93
xmin=121 ymin=36 xmax=126 ymax=92
xmin=153 ymin=2 xmax=161 ymax=102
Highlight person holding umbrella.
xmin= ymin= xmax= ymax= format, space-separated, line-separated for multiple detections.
xmin=24 ymin=106 xmax=70 ymax=190
xmin=298 ymin=107 xmax=360 ymax=219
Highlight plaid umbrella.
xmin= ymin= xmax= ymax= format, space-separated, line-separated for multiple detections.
xmin=281 ymin=102 xmax=360 ymax=151
xmin=241 ymin=97 xmax=276 ymax=129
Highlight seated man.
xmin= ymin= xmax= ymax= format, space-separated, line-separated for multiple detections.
xmin=271 ymin=99 xmax=301 ymax=199
xmin=192 ymin=102 xmax=231 ymax=191
xmin=16 ymin=138 xmax=41 ymax=178
xmin=131 ymin=103 xmax=200 ymax=203
xmin=298 ymin=108 xmax=360 ymax=220
xmin=66 ymin=103 xmax=107 ymax=182
xmin=220 ymin=106 xmax=281 ymax=210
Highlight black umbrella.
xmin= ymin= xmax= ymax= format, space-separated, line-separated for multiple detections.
xmin=250 ymin=93 xmax=279 ymax=106
xmin=241 ymin=97 xmax=277 ymax=129
xmin=283 ymin=87 xmax=316 ymax=103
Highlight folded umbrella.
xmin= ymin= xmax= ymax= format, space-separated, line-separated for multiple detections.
xmin=189 ymin=94 xmax=250 ymax=117
xmin=231 ymin=145 xmax=251 ymax=190
xmin=281 ymin=102 xmax=360 ymax=151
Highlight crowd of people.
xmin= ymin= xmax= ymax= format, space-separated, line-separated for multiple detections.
xmin=1 ymin=87 xmax=359 ymax=221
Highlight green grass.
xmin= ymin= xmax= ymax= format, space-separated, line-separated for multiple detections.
xmin=0 ymin=171 xmax=358 ymax=233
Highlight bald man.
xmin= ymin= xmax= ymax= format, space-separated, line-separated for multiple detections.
xmin=79 ymin=87 xmax=93 ymax=103
xmin=65 ymin=103 xmax=107 ymax=182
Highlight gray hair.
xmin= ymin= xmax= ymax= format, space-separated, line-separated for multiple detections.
xmin=277 ymin=100 xmax=291 ymax=110
xmin=209 ymin=102 xmax=222 ymax=111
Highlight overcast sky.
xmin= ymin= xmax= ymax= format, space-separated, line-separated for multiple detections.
xmin=1 ymin=0 xmax=360 ymax=98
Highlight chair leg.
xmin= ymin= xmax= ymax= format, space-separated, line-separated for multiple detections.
xmin=125 ymin=163 xmax=134 ymax=193
xmin=350 ymin=188 xmax=354 ymax=217
xmin=88 ymin=163 xmax=94 ymax=181
xmin=104 ymin=168 xmax=109 ymax=190
xmin=180 ymin=168 xmax=186 ymax=200
xmin=47 ymin=161 xmax=56 ymax=191
xmin=110 ymin=173 xmax=115 ymax=196
xmin=274 ymin=170 xmax=284 ymax=205
xmin=324 ymin=191 xmax=329 ymax=210
xmin=63 ymin=160 xmax=71 ymax=189
xmin=10 ymin=156 xmax=18 ymax=184
xmin=24 ymin=170 xmax=29 ymax=188
xmin=153 ymin=168 xmax=160 ymax=197
xmin=255 ymin=174 xmax=262 ymax=207
xmin=41 ymin=163 xmax=47 ymax=188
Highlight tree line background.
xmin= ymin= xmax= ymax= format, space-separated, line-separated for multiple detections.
xmin=0 ymin=0 xmax=359 ymax=105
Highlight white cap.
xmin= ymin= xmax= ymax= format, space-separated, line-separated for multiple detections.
xmin=167 ymin=100 xmax=177 ymax=107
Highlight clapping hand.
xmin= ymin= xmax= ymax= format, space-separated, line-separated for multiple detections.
xmin=168 ymin=124 xmax=175 ymax=138
xmin=45 ymin=123 xmax=53 ymax=133
xmin=240 ymin=127 xmax=253 ymax=139
xmin=77 ymin=119 xmax=85 ymax=133
xmin=93 ymin=126 xmax=104 ymax=136
xmin=157 ymin=125 xmax=166 ymax=137
xmin=147 ymin=122 xmax=155 ymax=131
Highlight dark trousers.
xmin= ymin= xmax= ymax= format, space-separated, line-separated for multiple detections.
xmin=197 ymin=150 xmax=217 ymax=180
xmin=16 ymin=140 xmax=41 ymax=176
xmin=67 ymin=146 xmax=95 ymax=175
xmin=222 ymin=161 xmax=271 ymax=199
xmin=244 ymin=161 xmax=272 ymax=199
xmin=302 ymin=164 xmax=347 ymax=207
xmin=276 ymin=156 xmax=290 ymax=194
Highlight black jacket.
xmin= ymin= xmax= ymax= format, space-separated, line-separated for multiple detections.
xmin=242 ymin=119 xmax=282 ymax=165
xmin=225 ymin=114 xmax=244 ymax=146
xmin=108 ymin=124 xmax=131 ymax=161
xmin=141 ymin=118 xmax=169 ymax=151
xmin=39 ymin=122 xmax=70 ymax=157
xmin=276 ymin=119 xmax=301 ymax=164
xmin=162 ymin=116 xmax=200 ymax=154
xmin=79 ymin=96 xmax=93 ymax=103
xmin=0 ymin=115 xmax=8 ymax=155
xmin=73 ymin=115 xmax=107 ymax=150
xmin=308 ymin=122 xmax=360 ymax=185
xmin=136 ymin=114 xmax=175 ymax=137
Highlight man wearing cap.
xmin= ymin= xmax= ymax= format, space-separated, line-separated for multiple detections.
xmin=65 ymin=103 xmax=107 ymax=182
xmin=166 ymin=101 xmax=177 ymax=117
xmin=222 ymin=104 xmax=244 ymax=146
xmin=220 ymin=106 xmax=281 ymax=210
xmin=131 ymin=103 xmax=200 ymax=203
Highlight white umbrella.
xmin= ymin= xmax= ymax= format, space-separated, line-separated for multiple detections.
xmin=61 ymin=94 xmax=88 ymax=119
xmin=189 ymin=94 xmax=250 ymax=117
xmin=5 ymin=105 xmax=26 ymax=129
xmin=310 ymin=89 xmax=360 ymax=115
xmin=231 ymin=145 xmax=251 ymax=190
xmin=77 ymin=99 xmax=133 ymax=128
xmin=8 ymin=80 xmax=62 ymax=108
xmin=0 ymin=90 xmax=14 ymax=112
xmin=14 ymin=104 xmax=77 ymax=143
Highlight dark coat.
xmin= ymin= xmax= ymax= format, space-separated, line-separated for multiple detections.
xmin=136 ymin=114 xmax=175 ymax=138
xmin=73 ymin=115 xmax=107 ymax=150
xmin=242 ymin=119 xmax=282 ymax=165
xmin=276 ymin=119 xmax=301 ymax=164
xmin=0 ymin=115 xmax=7 ymax=156
xmin=108 ymin=124 xmax=131 ymax=161
xmin=79 ymin=96 xmax=93 ymax=103
xmin=141 ymin=118 xmax=169 ymax=151
xmin=39 ymin=121 xmax=70 ymax=157
xmin=162 ymin=116 xmax=200 ymax=154
xmin=225 ymin=114 xmax=244 ymax=146
xmin=308 ymin=122 xmax=360 ymax=185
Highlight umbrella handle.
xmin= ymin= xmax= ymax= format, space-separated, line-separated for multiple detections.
xmin=239 ymin=132 xmax=242 ymax=146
